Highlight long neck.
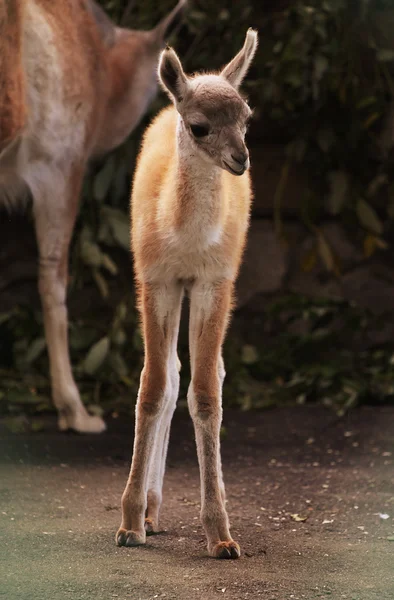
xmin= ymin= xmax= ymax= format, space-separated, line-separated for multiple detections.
xmin=93 ymin=30 xmax=158 ymax=156
xmin=173 ymin=117 xmax=224 ymax=232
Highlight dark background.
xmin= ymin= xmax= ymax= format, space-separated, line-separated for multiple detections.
xmin=2 ymin=0 xmax=394 ymax=431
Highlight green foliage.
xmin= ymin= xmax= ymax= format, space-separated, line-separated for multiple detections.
xmin=262 ymin=0 xmax=394 ymax=252
xmin=91 ymin=0 xmax=394 ymax=262
xmin=223 ymin=295 xmax=394 ymax=414
xmin=4 ymin=291 xmax=394 ymax=425
xmin=3 ymin=0 xmax=394 ymax=423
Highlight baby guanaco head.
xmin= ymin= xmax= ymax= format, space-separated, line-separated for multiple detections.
xmin=158 ymin=28 xmax=258 ymax=176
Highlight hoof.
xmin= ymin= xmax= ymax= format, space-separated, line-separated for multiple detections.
xmin=144 ymin=518 xmax=160 ymax=535
xmin=210 ymin=540 xmax=241 ymax=559
xmin=116 ymin=527 xmax=146 ymax=547
xmin=58 ymin=413 xmax=106 ymax=434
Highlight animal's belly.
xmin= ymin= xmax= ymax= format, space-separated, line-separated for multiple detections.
xmin=22 ymin=1 xmax=90 ymax=161
xmin=0 ymin=143 xmax=28 ymax=209
xmin=144 ymin=241 xmax=233 ymax=284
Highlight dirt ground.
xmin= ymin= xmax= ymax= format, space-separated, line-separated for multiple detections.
xmin=1 ymin=406 xmax=393 ymax=600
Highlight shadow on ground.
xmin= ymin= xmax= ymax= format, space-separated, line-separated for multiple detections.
xmin=1 ymin=406 xmax=393 ymax=600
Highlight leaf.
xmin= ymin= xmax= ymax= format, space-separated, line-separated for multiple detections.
xmin=376 ymin=49 xmax=394 ymax=62
xmin=375 ymin=237 xmax=389 ymax=250
xmin=97 ymin=220 xmax=113 ymax=246
xmin=83 ymin=336 xmax=110 ymax=375
xmin=285 ymin=72 xmax=303 ymax=88
xmin=87 ymin=404 xmax=104 ymax=417
xmin=114 ymin=302 xmax=127 ymax=322
xmin=241 ymin=345 xmax=259 ymax=365
xmin=93 ymin=156 xmax=115 ymax=203
xmin=101 ymin=253 xmax=118 ymax=276
xmin=388 ymin=185 xmax=394 ymax=219
xmin=364 ymin=233 xmax=377 ymax=258
xmin=363 ymin=234 xmax=387 ymax=257
xmin=356 ymin=96 xmax=377 ymax=110
xmin=301 ymin=246 xmax=318 ymax=272
xmin=363 ymin=113 xmax=380 ymax=129
xmin=25 ymin=338 xmax=46 ymax=364
xmin=69 ymin=327 xmax=97 ymax=351
xmin=92 ymin=269 xmax=109 ymax=299
xmin=218 ymin=8 xmax=229 ymax=21
xmin=107 ymin=351 xmax=129 ymax=378
xmin=286 ymin=139 xmax=306 ymax=162
xmin=6 ymin=389 xmax=42 ymax=405
xmin=314 ymin=55 xmax=329 ymax=81
xmin=0 ymin=310 xmax=15 ymax=326
xmin=316 ymin=129 xmax=336 ymax=153
xmin=326 ymin=171 xmax=348 ymax=215
xmin=290 ymin=513 xmax=308 ymax=522
xmin=112 ymin=328 xmax=126 ymax=346
xmin=4 ymin=416 xmax=29 ymax=434
xmin=273 ymin=41 xmax=283 ymax=54
xmin=367 ymin=174 xmax=388 ymax=199
xmin=356 ymin=199 xmax=383 ymax=235
xmin=113 ymin=223 xmax=130 ymax=249
xmin=317 ymin=232 xmax=334 ymax=272
xmin=101 ymin=207 xmax=130 ymax=251
xmin=80 ymin=239 xmax=103 ymax=268
xmin=31 ymin=419 xmax=46 ymax=432
xmin=189 ymin=9 xmax=206 ymax=21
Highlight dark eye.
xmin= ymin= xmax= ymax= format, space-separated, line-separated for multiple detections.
xmin=190 ymin=124 xmax=210 ymax=138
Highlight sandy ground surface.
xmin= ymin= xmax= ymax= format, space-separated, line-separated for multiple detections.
xmin=1 ymin=406 xmax=393 ymax=600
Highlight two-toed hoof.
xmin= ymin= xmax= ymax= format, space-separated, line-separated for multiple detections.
xmin=116 ymin=527 xmax=146 ymax=547
xmin=58 ymin=413 xmax=106 ymax=434
xmin=144 ymin=518 xmax=159 ymax=535
xmin=210 ymin=540 xmax=241 ymax=559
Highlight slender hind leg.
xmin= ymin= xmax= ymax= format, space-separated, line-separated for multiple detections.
xmin=30 ymin=163 xmax=106 ymax=433
xmin=145 ymin=353 xmax=181 ymax=534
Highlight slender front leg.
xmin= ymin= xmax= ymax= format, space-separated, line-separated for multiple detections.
xmin=117 ymin=281 xmax=183 ymax=547
xmin=32 ymin=165 xmax=106 ymax=433
xmin=188 ymin=279 xmax=240 ymax=559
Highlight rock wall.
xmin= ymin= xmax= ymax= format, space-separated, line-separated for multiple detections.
xmin=238 ymin=218 xmax=394 ymax=315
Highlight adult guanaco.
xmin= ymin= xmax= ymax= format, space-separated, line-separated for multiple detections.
xmin=0 ymin=0 xmax=186 ymax=433
xmin=117 ymin=29 xmax=258 ymax=559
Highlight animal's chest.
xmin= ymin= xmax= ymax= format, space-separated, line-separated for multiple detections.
xmin=145 ymin=223 xmax=230 ymax=283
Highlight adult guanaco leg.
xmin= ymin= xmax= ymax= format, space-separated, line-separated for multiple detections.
xmin=32 ymin=164 xmax=105 ymax=433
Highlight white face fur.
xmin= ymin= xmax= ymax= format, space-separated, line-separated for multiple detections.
xmin=159 ymin=29 xmax=258 ymax=176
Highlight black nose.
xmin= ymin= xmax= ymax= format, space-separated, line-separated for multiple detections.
xmin=231 ymin=152 xmax=248 ymax=167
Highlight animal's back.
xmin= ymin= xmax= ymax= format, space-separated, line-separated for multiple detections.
xmin=21 ymin=0 xmax=109 ymax=158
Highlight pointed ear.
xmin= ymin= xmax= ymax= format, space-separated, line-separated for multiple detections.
xmin=221 ymin=28 xmax=258 ymax=89
xmin=158 ymin=46 xmax=188 ymax=103
xmin=153 ymin=0 xmax=187 ymax=44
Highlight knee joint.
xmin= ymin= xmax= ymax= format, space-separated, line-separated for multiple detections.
xmin=189 ymin=392 xmax=220 ymax=421
xmin=138 ymin=370 xmax=168 ymax=417
xmin=138 ymin=393 xmax=165 ymax=417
